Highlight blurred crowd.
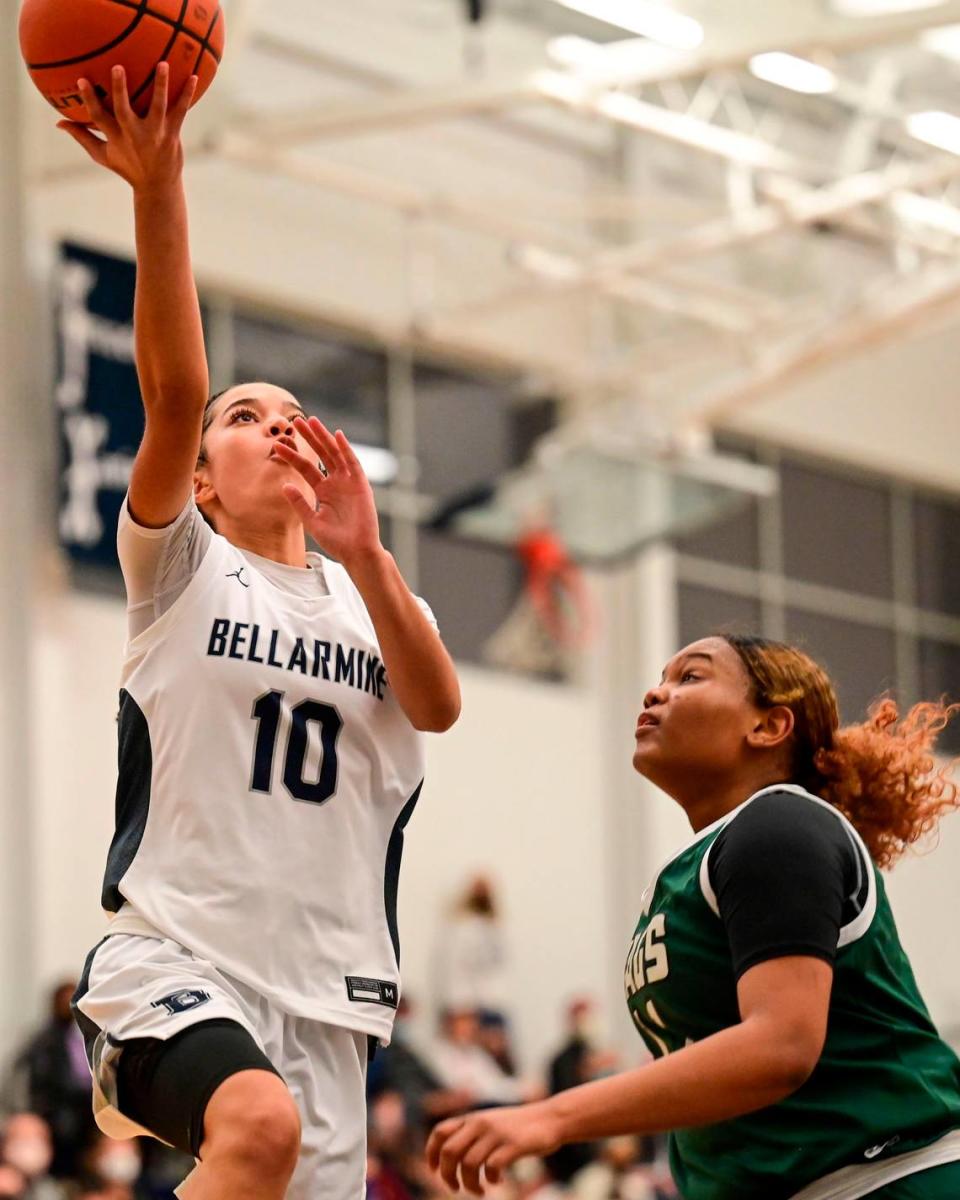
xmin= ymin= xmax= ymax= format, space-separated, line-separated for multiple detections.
xmin=0 ymin=877 xmax=676 ymax=1200
xmin=0 ymin=982 xmax=190 ymax=1199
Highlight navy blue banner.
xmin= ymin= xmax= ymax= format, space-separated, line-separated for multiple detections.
xmin=56 ymin=242 xmax=141 ymax=573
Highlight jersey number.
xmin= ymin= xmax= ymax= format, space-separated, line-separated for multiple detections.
xmin=250 ymin=690 xmax=342 ymax=805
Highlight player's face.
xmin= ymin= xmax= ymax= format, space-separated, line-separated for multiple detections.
xmin=632 ymin=637 xmax=766 ymax=795
xmin=195 ymin=383 xmax=317 ymax=524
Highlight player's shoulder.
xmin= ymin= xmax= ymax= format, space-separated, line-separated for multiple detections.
xmin=727 ymin=784 xmax=847 ymax=835
xmin=118 ymin=490 xmax=208 ymax=547
xmin=713 ymin=785 xmax=864 ymax=871
xmin=310 ymin=554 xmax=439 ymax=632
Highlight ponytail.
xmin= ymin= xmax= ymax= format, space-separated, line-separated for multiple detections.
xmin=724 ymin=635 xmax=959 ymax=869
xmin=814 ymin=698 xmax=960 ymax=869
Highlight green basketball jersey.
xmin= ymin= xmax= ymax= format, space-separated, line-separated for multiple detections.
xmin=624 ymin=784 xmax=960 ymax=1200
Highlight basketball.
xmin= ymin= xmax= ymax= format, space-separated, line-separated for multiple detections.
xmin=19 ymin=0 xmax=225 ymax=123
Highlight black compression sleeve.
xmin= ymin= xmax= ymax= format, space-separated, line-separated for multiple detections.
xmin=708 ymin=790 xmax=858 ymax=980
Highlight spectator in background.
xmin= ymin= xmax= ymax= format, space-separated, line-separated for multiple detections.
xmin=77 ymin=1136 xmax=143 ymax=1199
xmin=434 ymin=876 xmax=510 ymax=1025
xmin=568 ymin=1135 xmax=676 ymax=1200
xmin=136 ymin=1140 xmax=194 ymax=1200
xmin=11 ymin=982 xmax=92 ymax=1179
xmin=0 ymin=1113 xmax=63 ymax=1199
xmin=368 ymin=998 xmax=474 ymax=1136
xmin=544 ymin=998 xmax=618 ymax=1185
xmin=0 ymin=1165 xmax=26 ymax=1200
xmin=367 ymin=1091 xmax=422 ymax=1200
xmin=476 ymin=1012 xmax=516 ymax=1078
xmin=428 ymin=1010 xmax=536 ymax=1109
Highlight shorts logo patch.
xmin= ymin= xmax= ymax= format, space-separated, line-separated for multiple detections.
xmin=345 ymin=976 xmax=399 ymax=1009
xmin=151 ymin=989 xmax=212 ymax=1016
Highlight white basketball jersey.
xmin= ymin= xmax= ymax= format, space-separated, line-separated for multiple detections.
xmin=103 ymin=527 xmax=427 ymax=1042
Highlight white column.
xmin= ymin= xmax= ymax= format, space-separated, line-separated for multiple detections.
xmin=0 ymin=31 xmax=38 ymax=1064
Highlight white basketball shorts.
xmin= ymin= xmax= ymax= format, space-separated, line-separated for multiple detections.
xmin=73 ymin=933 xmax=368 ymax=1200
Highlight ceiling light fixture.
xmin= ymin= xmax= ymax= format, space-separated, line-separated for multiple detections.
xmin=749 ymin=52 xmax=838 ymax=95
xmin=547 ymin=34 xmax=689 ymax=81
xmin=920 ymin=23 xmax=960 ymax=60
xmin=891 ymin=192 xmax=960 ymax=237
xmin=552 ymin=0 xmax=704 ymax=51
xmin=547 ymin=35 xmax=605 ymax=69
xmin=907 ymin=110 xmax=960 ymax=154
xmin=354 ymin=445 xmax=399 ymax=486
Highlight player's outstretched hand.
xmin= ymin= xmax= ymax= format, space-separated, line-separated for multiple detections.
xmin=272 ymin=417 xmax=383 ymax=567
xmin=426 ymin=1104 xmax=564 ymax=1196
xmin=57 ymin=63 xmax=197 ymax=192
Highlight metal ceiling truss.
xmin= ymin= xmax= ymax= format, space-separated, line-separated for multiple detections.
xmin=31 ymin=0 xmax=960 ymax=433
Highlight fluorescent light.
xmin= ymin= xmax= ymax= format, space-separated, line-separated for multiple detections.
xmin=547 ymin=35 xmax=606 ymax=69
xmin=907 ymin=110 xmax=960 ymax=155
xmin=749 ymin=52 xmax=837 ymax=95
xmin=547 ymin=34 xmax=690 ymax=81
xmin=920 ymin=23 xmax=960 ymax=61
xmin=354 ymin=445 xmax=398 ymax=486
xmin=833 ymin=0 xmax=945 ymax=14
xmin=534 ymin=68 xmax=590 ymax=105
xmin=890 ymin=192 xmax=960 ymax=237
xmin=552 ymin=0 xmax=704 ymax=51
xmin=514 ymin=244 xmax=582 ymax=283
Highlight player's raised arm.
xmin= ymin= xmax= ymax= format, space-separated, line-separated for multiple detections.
xmin=273 ymin=418 xmax=461 ymax=733
xmin=59 ymin=64 xmax=207 ymax=529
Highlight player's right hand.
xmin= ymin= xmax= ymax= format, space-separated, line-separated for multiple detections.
xmin=426 ymin=1103 xmax=564 ymax=1196
xmin=57 ymin=63 xmax=197 ymax=193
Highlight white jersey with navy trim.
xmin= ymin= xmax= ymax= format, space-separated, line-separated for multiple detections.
xmin=102 ymin=503 xmax=429 ymax=1042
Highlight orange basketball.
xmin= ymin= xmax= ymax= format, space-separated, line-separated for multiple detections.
xmin=19 ymin=0 xmax=225 ymax=123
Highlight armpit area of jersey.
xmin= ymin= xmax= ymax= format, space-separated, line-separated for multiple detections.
xmin=708 ymin=790 xmax=862 ymax=980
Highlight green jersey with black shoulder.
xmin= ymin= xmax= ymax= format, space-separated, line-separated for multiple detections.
xmin=624 ymin=783 xmax=960 ymax=1200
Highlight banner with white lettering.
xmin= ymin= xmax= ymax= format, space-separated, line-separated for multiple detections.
xmin=56 ymin=242 xmax=141 ymax=572
xmin=54 ymin=243 xmax=397 ymax=577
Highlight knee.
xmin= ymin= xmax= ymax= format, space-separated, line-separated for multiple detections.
xmin=203 ymin=1074 xmax=301 ymax=1179
xmin=240 ymin=1099 xmax=301 ymax=1177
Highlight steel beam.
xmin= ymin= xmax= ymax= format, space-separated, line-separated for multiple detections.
xmin=685 ymin=262 xmax=960 ymax=431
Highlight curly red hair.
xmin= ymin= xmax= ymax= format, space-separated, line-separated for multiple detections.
xmin=725 ymin=635 xmax=960 ymax=869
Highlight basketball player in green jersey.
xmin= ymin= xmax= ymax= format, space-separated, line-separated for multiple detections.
xmin=428 ymin=634 xmax=960 ymax=1200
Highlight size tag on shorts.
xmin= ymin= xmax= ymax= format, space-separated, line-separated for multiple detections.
xmin=345 ymin=976 xmax=399 ymax=1009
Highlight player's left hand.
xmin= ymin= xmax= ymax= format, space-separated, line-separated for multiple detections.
xmin=426 ymin=1103 xmax=564 ymax=1196
xmin=272 ymin=417 xmax=382 ymax=565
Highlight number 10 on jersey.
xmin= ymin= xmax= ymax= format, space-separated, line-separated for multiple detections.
xmin=250 ymin=690 xmax=343 ymax=805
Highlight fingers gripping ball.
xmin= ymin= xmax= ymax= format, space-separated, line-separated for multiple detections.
xmin=19 ymin=0 xmax=225 ymax=123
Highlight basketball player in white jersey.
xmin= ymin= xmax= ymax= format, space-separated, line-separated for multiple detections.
xmin=60 ymin=66 xmax=461 ymax=1200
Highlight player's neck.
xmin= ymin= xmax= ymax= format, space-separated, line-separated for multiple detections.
xmin=218 ymin=514 xmax=309 ymax=568
xmin=675 ymin=769 xmax=793 ymax=832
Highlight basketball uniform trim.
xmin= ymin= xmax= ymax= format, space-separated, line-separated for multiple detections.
xmin=102 ymin=690 xmax=152 ymax=913
xmin=72 ymin=936 xmax=110 ymax=1064
xmin=698 ymin=786 xmax=877 ymax=949
xmin=697 ymin=783 xmax=813 ymax=915
xmin=384 ymin=781 xmax=423 ymax=965
xmin=788 ymin=1129 xmax=960 ymax=1200
xmin=635 ymin=786 xmax=768 ymax=918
